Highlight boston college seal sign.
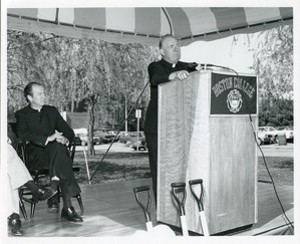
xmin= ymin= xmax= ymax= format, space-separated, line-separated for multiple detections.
xmin=227 ymin=89 xmax=243 ymax=113
xmin=210 ymin=73 xmax=257 ymax=115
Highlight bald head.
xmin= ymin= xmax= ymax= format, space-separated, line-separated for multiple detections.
xmin=159 ymin=35 xmax=181 ymax=64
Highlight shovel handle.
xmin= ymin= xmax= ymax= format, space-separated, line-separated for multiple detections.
xmin=171 ymin=182 xmax=186 ymax=188
xmin=133 ymin=185 xmax=152 ymax=222
xmin=134 ymin=185 xmax=150 ymax=193
xmin=189 ymin=179 xmax=210 ymax=236
xmin=189 ymin=179 xmax=204 ymax=212
xmin=171 ymin=182 xmax=189 ymax=236
xmin=171 ymin=182 xmax=186 ymax=216
xmin=189 ymin=179 xmax=203 ymax=185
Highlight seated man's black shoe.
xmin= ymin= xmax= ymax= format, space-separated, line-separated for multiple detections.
xmin=61 ymin=207 xmax=83 ymax=222
xmin=33 ymin=188 xmax=57 ymax=202
xmin=8 ymin=213 xmax=23 ymax=236
xmin=47 ymin=195 xmax=59 ymax=213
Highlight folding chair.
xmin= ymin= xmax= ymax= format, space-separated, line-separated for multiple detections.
xmin=9 ymin=122 xmax=84 ymax=219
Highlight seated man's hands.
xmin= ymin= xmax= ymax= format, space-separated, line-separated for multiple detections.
xmin=56 ymin=134 xmax=69 ymax=145
xmin=169 ymin=70 xmax=190 ymax=81
xmin=45 ymin=131 xmax=69 ymax=145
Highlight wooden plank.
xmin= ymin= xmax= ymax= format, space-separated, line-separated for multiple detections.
xmin=209 ymin=116 xmax=257 ymax=233
xmin=13 ymin=180 xmax=292 ymax=237
xmin=157 ymin=71 xmax=206 ymax=230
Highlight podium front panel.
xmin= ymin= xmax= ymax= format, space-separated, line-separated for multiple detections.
xmin=157 ymin=70 xmax=257 ymax=235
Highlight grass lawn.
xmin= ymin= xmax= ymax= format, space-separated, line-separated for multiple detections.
xmin=73 ymin=151 xmax=151 ymax=184
xmin=73 ymin=152 xmax=293 ymax=186
xmin=258 ymin=156 xmax=293 ymax=186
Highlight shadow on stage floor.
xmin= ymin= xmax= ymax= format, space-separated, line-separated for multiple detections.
xmin=11 ymin=179 xmax=294 ymax=237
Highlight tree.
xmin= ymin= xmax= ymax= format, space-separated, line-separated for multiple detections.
xmin=253 ymin=25 xmax=293 ymax=102
xmin=7 ymin=30 xmax=62 ymax=113
xmin=70 ymin=39 xmax=112 ymax=155
xmin=250 ymin=25 xmax=293 ymax=126
xmin=7 ymin=30 xmax=157 ymax=156
xmin=108 ymin=43 xmax=157 ymax=131
xmin=231 ymin=26 xmax=293 ymax=126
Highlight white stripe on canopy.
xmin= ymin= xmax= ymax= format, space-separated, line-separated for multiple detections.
xmin=106 ymin=8 xmax=135 ymax=32
xmin=7 ymin=7 xmax=293 ymax=46
xmin=183 ymin=7 xmax=218 ymax=35
xmin=38 ymin=8 xmax=56 ymax=21
xmin=58 ymin=8 xmax=74 ymax=24
xmin=244 ymin=8 xmax=281 ymax=24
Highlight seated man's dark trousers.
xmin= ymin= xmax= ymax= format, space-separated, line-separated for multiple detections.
xmin=29 ymin=141 xmax=81 ymax=201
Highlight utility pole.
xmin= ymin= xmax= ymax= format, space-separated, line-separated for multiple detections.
xmin=135 ymin=109 xmax=142 ymax=152
xmin=125 ymin=97 xmax=128 ymax=132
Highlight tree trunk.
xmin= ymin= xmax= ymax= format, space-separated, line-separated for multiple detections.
xmin=125 ymin=96 xmax=128 ymax=132
xmin=87 ymin=98 xmax=95 ymax=156
xmin=70 ymin=68 xmax=76 ymax=113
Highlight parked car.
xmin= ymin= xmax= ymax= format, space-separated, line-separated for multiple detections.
xmin=275 ymin=126 xmax=294 ymax=142
xmin=128 ymin=131 xmax=147 ymax=151
xmin=94 ymin=129 xmax=119 ymax=144
xmin=131 ymin=138 xmax=147 ymax=151
xmin=92 ymin=136 xmax=101 ymax=145
xmin=74 ymin=128 xmax=101 ymax=145
xmin=74 ymin=136 xmax=84 ymax=145
xmin=257 ymin=128 xmax=275 ymax=145
xmin=73 ymin=128 xmax=88 ymax=145
xmin=259 ymin=126 xmax=294 ymax=143
xmin=119 ymin=131 xmax=131 ymax=143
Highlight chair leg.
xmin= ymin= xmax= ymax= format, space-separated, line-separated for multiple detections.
xmin=75 ymin=194 xmax=84 ymax=215
xmin=18 ymin=188 xmax=28 ymax=220
xmin=19 ymin=199 xmax=28 ymax=220
xmin=57 ymin=187 xmax=61 ymax=203
xmin=30 ymin=202 xmax=36 ymax=219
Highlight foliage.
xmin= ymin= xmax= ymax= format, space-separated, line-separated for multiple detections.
xmin=259 ymin=98 xmax=293 ymax=126
xmin=7 ymin=30 xmax=157 ymax=155
xmin=251 ymin=25 xmax=293 ymax=126
xmin=7 ymin=31 xmax=60 ymax=111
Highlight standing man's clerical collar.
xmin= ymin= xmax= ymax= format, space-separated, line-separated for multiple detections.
xmin=161 ymin=58 xmax=177 ymax=68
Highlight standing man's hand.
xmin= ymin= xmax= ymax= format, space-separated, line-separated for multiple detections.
xmin=169 ymin=70 xmax=190 ymax=80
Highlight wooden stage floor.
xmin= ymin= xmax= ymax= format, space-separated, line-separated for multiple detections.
xmin=11 ymin=179 xmax=294 ymax=237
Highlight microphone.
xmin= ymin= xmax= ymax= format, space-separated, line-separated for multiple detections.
xmin=187 ymin=62 xmax=199 ymax=71
xmin=198 ymin=63 xmax=239 ymax=76
xmin=187 ymin=62 xmax=239 ymax=77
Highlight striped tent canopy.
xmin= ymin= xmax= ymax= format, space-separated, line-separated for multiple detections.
xmin=7 ymin=7 xmax=293 ymax=46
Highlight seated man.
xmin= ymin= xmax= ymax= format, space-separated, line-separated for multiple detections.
xmin=15 ymin=82 xmax=83 ymax=222
xmin=7 ymin=142 xmax=56 ymax=236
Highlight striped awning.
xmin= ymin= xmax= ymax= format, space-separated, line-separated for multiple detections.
xmin=7 ymin=7 xmax=293 ymax=46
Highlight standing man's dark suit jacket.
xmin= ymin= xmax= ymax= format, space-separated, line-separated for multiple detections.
xmin=144 ymin=58 xmax=197 ymax=202
xmin=144 ymin=58 xmax=197 ymax=134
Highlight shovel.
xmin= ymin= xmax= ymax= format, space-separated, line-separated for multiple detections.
xmin=171 ymin=182 xmax=189 ymax=236
xmin=189 ymin=179 xmax=209 ymax=236
xmin=133 ymin=185 xmax=153 ymax=231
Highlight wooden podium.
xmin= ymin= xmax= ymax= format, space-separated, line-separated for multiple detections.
xmin=157 ymin=70 xmax=258 ymax=235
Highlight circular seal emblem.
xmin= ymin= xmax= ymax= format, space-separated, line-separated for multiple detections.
xmin=227 ymin=89 xmax=243 ymax=113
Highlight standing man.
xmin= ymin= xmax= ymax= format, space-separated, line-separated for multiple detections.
xmin=15 ymin=82 xmax=83 ymax=222
xmin=144 ymin=35 xmax=198 ymax=203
